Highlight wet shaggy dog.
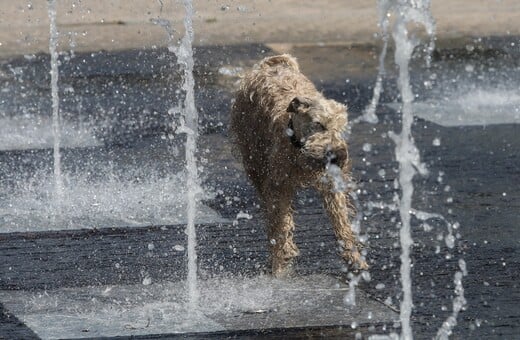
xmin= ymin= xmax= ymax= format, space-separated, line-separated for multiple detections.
xmin=230 ymin=54 xmax=367 ymax=277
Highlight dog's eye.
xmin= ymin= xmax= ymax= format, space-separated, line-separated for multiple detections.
xmin=313 ymin=122 xmax=326 ymax=131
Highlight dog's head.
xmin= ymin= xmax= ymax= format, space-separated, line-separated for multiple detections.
xmin=286 ymin=96 xmax=349 ymax=168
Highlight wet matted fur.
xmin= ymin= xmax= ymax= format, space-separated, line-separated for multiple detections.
xmin=230 ymin=54 xmax=367 ymax=277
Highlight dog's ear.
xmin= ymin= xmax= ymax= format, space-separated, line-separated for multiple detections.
xmin=326 ymin=99 xmax=348 ymax=130
xmin=287 ymin=96 xmax=312 ymax=113
xmin=327 ymin=99 xmax=347 ymax=116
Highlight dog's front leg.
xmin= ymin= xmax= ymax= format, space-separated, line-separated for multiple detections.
xmin=260 ymin=184 xmax=299 ymax=277
xmin=320 ymin=189 xmax=368 ymax=271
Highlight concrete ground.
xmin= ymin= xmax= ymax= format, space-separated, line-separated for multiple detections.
xmin=0 ymin=0 xmax=519 ymax=56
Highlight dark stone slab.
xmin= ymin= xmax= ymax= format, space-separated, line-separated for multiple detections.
xmin=0 ymin=275 xmax=397 ymax=339
xmin=0 ymin=226 xmax=188 ymax=290
xmin=0 ymin=303 xmax=39 ymax=340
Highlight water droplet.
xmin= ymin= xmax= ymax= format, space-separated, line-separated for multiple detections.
xmin=445 ymin=234 xmax=455 ymax=248
xmin=422 ymin=223 xmax=433 ymax=232
xmin=173 ymin=245 xmax=185 ymax=252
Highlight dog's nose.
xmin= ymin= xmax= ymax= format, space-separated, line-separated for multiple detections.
xmin=325 ymin=149 xmax=347 ymax=166
xmin=325 ymin=150 xmax=338 ymax=165
xmin=328 ymin=153 xmax=339 ymax=165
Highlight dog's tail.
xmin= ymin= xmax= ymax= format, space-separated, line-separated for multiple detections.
xmin=258 ymin=54 xmax=300 ymax=72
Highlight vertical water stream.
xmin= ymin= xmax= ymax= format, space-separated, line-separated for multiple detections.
xmin=152 ymin=0 xmax=200 ymax=314
xmin=178 ymin=0 xmax=200 ymax=311
xmin=370 ymin=1 xmax=435 ymax=338
xmin=390 ymin=2 xmax=434 ymax=337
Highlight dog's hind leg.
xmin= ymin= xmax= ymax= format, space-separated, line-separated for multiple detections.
xmin=320 ymin=189 xmax=368 ymax=271
xmin=260 ymin=184 xmax=300 ymax=277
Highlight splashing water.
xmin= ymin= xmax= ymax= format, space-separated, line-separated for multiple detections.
xmin=0 ymin=274 xmax=388 ymax=338
xmin=0 ymin=169 xmax=221 ymax=233
xmin=406 ymin=88 xmax=520 ymax=126
xmin=435 ymin=259 xmax=468 ymax=339
xmin=325 ymin=163 xmax=348 ymax=193
xmin=355 ymin=0 xmax=391 ymax=124
xmin=47 ymin=0 xmax=64 ymax=208
xmin=0 ymin=115 xmax=99 ymax=151
xmin=344 ymin=271 xmax=371 ymax=306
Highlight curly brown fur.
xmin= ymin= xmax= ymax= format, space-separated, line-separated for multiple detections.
xmin=230 ymin=54 xmax=368 ymax=277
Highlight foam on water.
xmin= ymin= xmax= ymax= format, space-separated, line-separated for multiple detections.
xmin=0 ymin=169 xmax=224 ymax=233
xmin=0 ymin=274 xmax=395 ymax=339
xmin=0 ymin=115 xmax=100 ymax=151
xmin=407 ymin=88 xmax=520 ymax=126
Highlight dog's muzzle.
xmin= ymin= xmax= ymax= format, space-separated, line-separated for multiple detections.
xmin=287 ymin=119 xmax=304 ymax=149
xmin=325 ymin=148 xmax=347 ymax=166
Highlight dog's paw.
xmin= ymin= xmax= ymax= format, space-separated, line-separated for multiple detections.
xmin=342 ymin=249 xmax=369 ymax=272
xmin=271 ymin=258 xmax=296 ymax=278
xmin=356 ymin=258 xmax=369 ymax=271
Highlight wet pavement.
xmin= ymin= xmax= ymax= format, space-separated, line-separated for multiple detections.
xmin=0 ymin=40 xmax=519 ymax=339
xmin=0 ymin=275 xmax=397 ymax=339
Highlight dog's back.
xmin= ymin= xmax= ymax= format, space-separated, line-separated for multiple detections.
xmin=230 ymin=55 xmax=310 ymax=187
xmin=257 ymin=54 xmax=300 ymax=72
